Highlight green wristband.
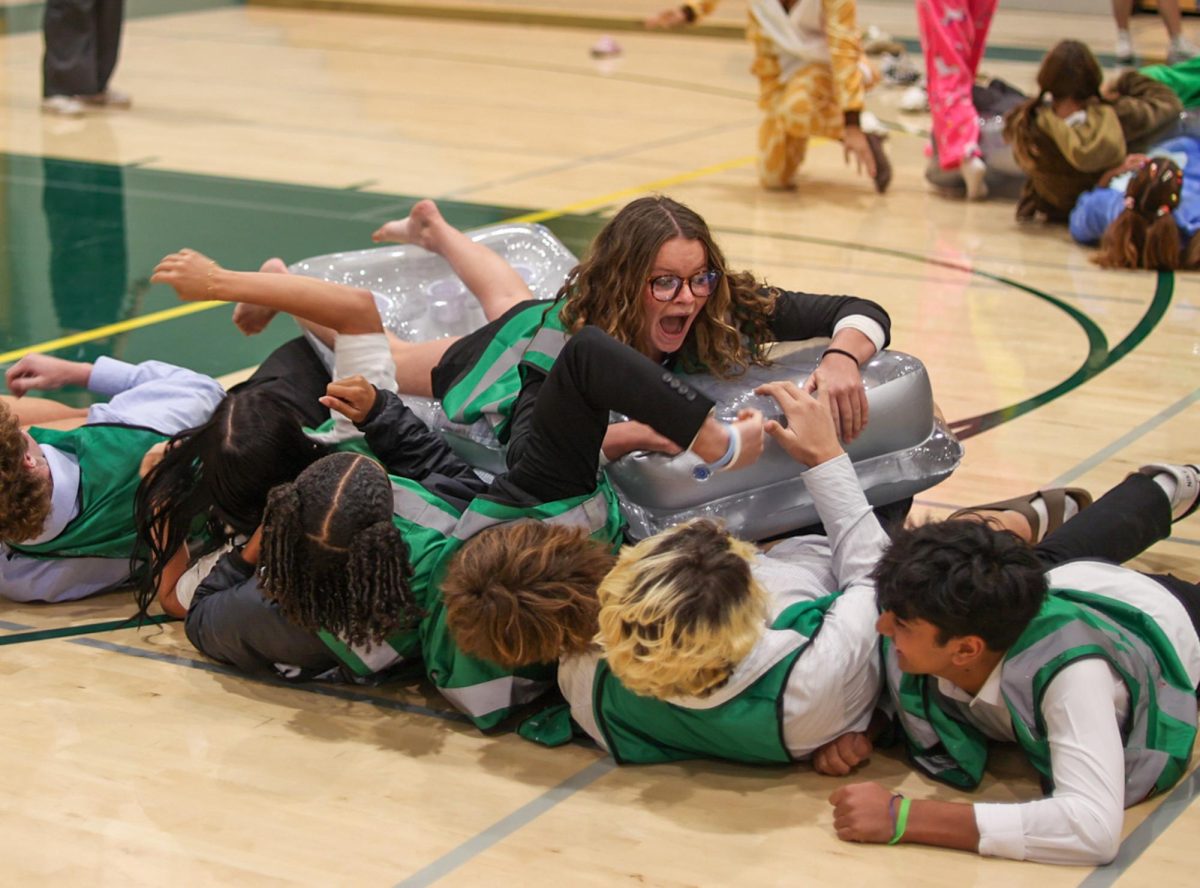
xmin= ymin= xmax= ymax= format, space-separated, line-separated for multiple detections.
xmin=888 ymin=797 xmax=912 ymax=845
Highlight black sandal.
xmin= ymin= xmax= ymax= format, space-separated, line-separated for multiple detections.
xmin=865 ymin=132 xmax=892 ymax=194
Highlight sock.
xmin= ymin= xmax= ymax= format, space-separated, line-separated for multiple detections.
xmin=1026 ymin=493 xmax=1080 ymax=542
xmin=1029 ymin=497 xmax=1049 ymax=542
xmin=1152 ymin=472 xmax=1179 ymax=504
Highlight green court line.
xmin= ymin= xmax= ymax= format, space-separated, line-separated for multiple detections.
xmin=953 ymin=271 xmax=1174 ymax=438
xmin=715 ymin=223 xmax=1158 ymax=442
xmin=0 ymin=613 xmax=174 ymax=645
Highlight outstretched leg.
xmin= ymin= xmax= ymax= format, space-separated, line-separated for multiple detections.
xmin=372 ymin=199 xmax=533 ymax=321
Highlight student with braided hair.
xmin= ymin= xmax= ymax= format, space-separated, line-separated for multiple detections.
xmin=1069 ymin=139 xmax=1200 ymax=270
xmin=156 ymin=250 xmax=764 ymax=726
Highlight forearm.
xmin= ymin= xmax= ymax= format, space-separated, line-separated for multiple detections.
xmin=770 ymin=290 xmax=891 ymax=348
xmin=208 ymin=268 xmax=382 ymax=335
xmin=359 ymin=390 xmax=483 ymax=489
xmin=86 ymin=357 xmax=226 ymax=434
xmin=804 ymin=454 xmax=888 ymax=586
xmin=900 ymin=799 xmax=981 ymax=853
xmin=501 ymin=328 xmax=715 ymax=502
xmin=824 ymin=327 xmax=877 ymax=367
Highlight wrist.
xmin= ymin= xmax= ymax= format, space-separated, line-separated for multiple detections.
xmin=820 ymin=347 xmax=861 ymax=369
xmin=209 ymin=267 xmax=235 ymax=302
xmin=691 ymin=415 xmax=727 ymax=462
xmin=75 ymin=362 xmax=96 ymax=388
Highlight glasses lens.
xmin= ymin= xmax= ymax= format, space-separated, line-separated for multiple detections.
xmin=650 ymin=275 xmax=682 ymax=301
xmin=690 ymin=270 xmax=719 ymax=296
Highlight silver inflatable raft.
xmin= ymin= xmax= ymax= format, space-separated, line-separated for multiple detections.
xmin=292 ymin=224 xmax=963 ymax=540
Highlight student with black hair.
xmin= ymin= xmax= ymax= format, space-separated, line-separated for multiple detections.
xmin=827 ymin=464 xmax=1200 ymax=865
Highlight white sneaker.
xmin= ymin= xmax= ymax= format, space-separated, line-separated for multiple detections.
xmin=1116 ymin=30 xmax=1135 ymax=67
xmin=900 ymin=85 xmax=929 ymax=113
xmin=80 ymin=89 xmax=132 ymax=109
xmin=1168 ymin=37 xmax=1199 ymax=65
xmin=1139 ymin=463 xmax=1200 ymax=521
xmin=962 ymin=156 xmax=989 ymax=201
xmin=41 ymin=95 xmax=84 ymax=117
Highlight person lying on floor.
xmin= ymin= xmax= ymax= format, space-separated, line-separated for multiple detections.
xmin=826 ymin=463 xmax=1200 ymax=865
xmin=444 ymin=381 xmax=893 ymax=763
xmin=0 ymin=352 xmax=223 ymax=603
xmin=138 ymin=251 xmax=403 ymax=619
xmin=152 ymin=247 xmax=765 ymax=729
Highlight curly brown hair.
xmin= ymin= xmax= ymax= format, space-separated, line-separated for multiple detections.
xmin=442 ymin=521 xmax=616 ymax=668
xmin=0 ymin=402 xmax=53 ymax=543
xmin=557 ymin=195 xmax=777 ymax=377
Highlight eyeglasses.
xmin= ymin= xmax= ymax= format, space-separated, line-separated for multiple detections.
xmin=646 ymin=269 xmax=721 ymax=302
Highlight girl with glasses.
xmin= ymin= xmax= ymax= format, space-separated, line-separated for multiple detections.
xmin=231 ymin=195 xmax=890 ymax=463
xmin=372 ymin=196 xmax=890 ymax=459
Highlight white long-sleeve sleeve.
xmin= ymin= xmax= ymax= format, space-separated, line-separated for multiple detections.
xmin=973 ymin=658 xmax=1127 ymax=865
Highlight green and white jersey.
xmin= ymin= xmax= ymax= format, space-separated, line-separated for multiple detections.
xmin=439 ymin=300 xmax=568 ymax=441
xmin=319 ymin=472 xmax=624 ymax=732
xmin=12 ymin=424 xmax=169 ymax=559
xmin=887 ymin=575 xmax=1199 ymax=802
xmin=554 ymin=594 xmax=842 ymax=764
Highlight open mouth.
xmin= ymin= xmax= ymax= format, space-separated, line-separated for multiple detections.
xmin=660 ymin=315 xmax=688 ymax=336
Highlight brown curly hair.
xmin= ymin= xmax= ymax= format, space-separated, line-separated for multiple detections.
xmin=0 ymin=402 xmax=53 ymax=543
xmin=442 ymin=521 xmax=615 ymax=668
xmin=557 ymin=195 xmax=777 ymax=377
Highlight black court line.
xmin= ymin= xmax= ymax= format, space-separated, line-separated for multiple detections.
xmin=25 ymin=627 xmax=475 ymax=725
xmin=0 ymin=614 xmax=172 ymax=646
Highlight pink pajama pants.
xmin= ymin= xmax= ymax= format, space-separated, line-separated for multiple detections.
xmin=918 ymin=0 xmax=998 ymax=170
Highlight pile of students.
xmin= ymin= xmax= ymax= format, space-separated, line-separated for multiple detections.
xmin=1 ymin=196 xmax=1197 ymax=866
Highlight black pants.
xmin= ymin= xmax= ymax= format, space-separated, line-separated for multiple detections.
xmin=491 ymin=327 xmax=714 ymax=506
xmin=235 ymin=336 xmax=334 ymax=430
xmin=42 ymin=0 xmax=124 ymax=97
xmin=1034 ymin=473 xmax=1200 ymax=636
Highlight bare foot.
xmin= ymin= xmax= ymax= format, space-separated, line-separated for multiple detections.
xmin=371 ymin=199 xmax=447 ymax=251
xmin=231 ymin=258 xmax=285 ymax=336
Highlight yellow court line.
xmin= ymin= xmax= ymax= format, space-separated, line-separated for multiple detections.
xmin=0 ymin=155 xmax=755 ymax=364
xmin=0 ymin=301 xmax=225 ymax=365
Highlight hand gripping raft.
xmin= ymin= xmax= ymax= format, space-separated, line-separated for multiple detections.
xmin=291 ymin=224 xmax=962 ymax=541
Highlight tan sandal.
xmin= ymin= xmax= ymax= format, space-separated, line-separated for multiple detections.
xmin=948 ymin=487 xmax=1094 ymax=541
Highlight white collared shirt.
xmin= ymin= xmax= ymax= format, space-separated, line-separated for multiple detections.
xmin=945 ymin=562 xmax=1200 ymax=866
xmin=560 ymin=453 xmax=888 ymax=760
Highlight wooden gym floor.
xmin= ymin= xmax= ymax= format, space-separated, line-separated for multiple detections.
xmin=0 ymin=1 xmax=1196 ymax=884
